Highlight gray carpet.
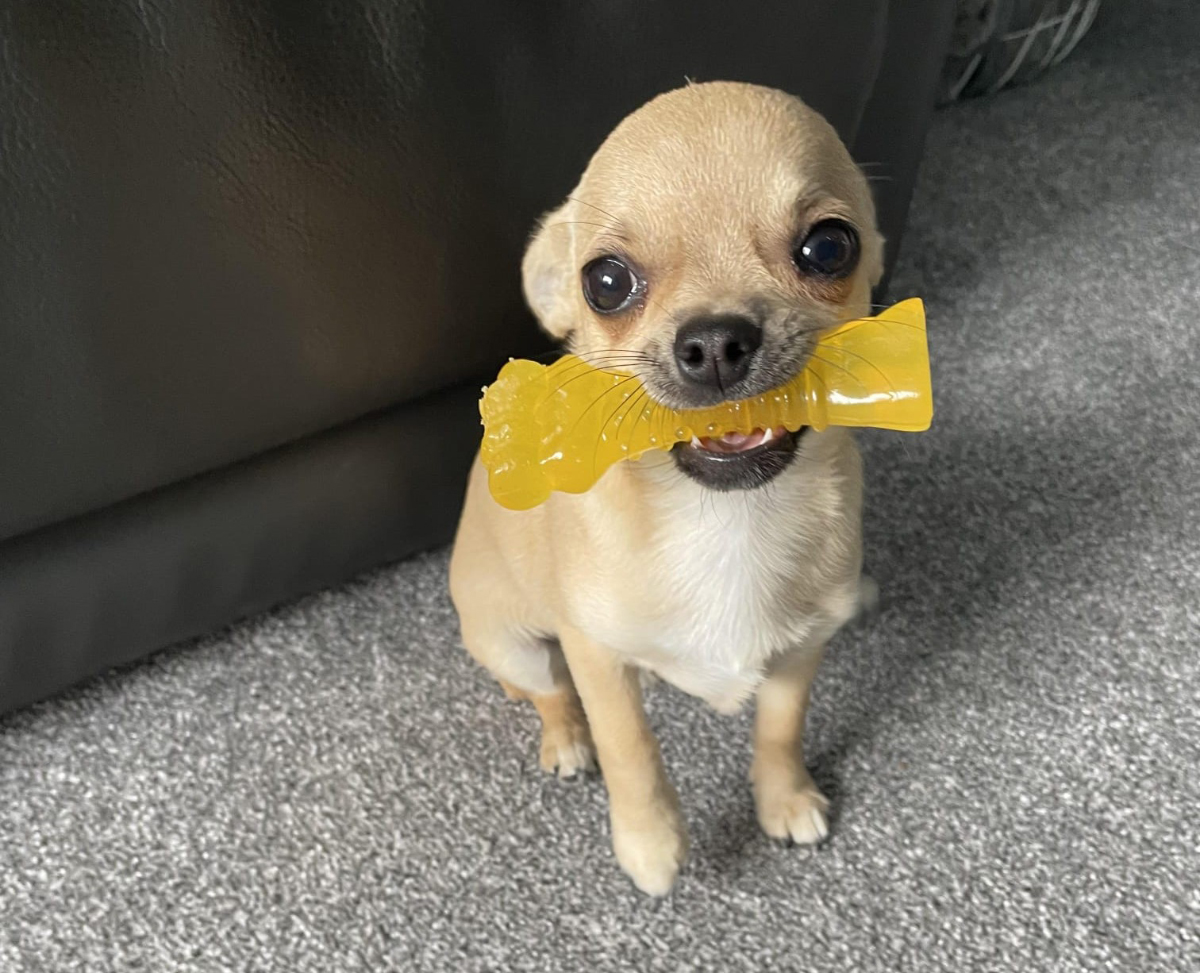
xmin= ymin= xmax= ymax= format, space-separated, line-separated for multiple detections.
xmin=3 ymin=2 xmax=1198 ymax=970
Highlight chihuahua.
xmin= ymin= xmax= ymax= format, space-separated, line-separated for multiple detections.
xmin=450 ymin=81 xmax=883 ymax=895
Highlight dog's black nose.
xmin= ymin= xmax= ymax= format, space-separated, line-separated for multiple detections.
xmin=673 ymin=315 xmax=763 ymax=390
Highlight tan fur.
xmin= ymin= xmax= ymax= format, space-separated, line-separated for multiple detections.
xmin=450 ymin=82 xmax=884 ymax=895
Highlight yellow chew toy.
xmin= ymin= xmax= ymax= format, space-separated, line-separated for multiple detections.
xmin=479 ymin=298 xmax=931 ymax=510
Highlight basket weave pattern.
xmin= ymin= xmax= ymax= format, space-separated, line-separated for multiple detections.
xmin=941 ymin=0 xmax=1102 ymax=102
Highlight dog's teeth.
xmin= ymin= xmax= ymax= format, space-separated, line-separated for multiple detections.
xmin=691 ymin=436 xmax=703 ymax=448
xmin=760 ymin=427 xmax=774 ymax=444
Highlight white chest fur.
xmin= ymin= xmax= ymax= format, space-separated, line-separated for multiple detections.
xmin=571 ymin=439 xmax=863 ymax=713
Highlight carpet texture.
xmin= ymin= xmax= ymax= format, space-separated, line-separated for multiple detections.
xmin=2 ymin=2 xmax=1198 ymax=970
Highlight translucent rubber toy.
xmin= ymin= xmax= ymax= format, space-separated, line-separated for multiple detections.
xmin=479 ymin=297 xmax=931 ymax=510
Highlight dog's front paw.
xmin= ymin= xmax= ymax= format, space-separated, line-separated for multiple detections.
xmin=755 ymin=784 xmax=830 ymax=845
xmin=612 ymin=811 xmax=689 ymax=896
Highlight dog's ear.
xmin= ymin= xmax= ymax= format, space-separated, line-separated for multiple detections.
xmin=868 ymin=230 xmax=887 ymax=289
xmin=521 ymin=200 xmax=577 ymax=340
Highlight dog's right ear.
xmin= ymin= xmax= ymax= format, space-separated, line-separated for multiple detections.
xmin=521 ymin=200 xmax=578 ymax=340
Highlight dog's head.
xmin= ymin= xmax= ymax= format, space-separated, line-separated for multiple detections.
xmin=522 ymin=82 xmax=884 ymax=490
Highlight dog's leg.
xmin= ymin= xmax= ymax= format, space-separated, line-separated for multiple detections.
xmin=492 ymin=676 xmax=595 ymax=777
xmin=559 ymin=625 xmax=688 ymax=896
xmin=461 ymin=623 xmax=596 ymax=779
xmin=496 ymin=678 xmax=596 ymax=779
xmin=528 ymin=683 xmax=596 ymax=779
xmin=751 ymin=645 xmax=830 ymax=844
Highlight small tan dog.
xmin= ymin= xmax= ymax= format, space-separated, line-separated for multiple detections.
xmin=450 ymin=81 xmax=883 ymax=895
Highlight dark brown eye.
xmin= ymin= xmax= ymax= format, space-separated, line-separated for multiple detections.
xmin=793 ymin=220 xmax=860 ymax=278
xmin=582 ymin=256 xmax=638 ymax=313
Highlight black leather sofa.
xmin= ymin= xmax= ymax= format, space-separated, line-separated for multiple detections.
xmin=0 ymin=0 xmax=954 ymax=714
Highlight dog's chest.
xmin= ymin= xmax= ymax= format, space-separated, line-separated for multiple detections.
xmin=578 ymin=487 xmax=856 ymax=712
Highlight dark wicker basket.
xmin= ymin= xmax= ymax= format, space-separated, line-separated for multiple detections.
xmin=940 ymin=0 xmax=1102 ymax=102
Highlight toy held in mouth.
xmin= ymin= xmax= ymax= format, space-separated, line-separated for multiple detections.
xmin=479 ymin=298 xmax=931 ymax=510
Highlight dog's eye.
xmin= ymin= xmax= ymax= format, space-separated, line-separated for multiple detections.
xmin=793 ymin=220 xmax=860 ymax=278
xmin=582 ymin=257 xmax=638 ymax=313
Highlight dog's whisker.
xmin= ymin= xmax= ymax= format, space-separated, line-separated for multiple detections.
xmin=807 ymin=350 xmax=883 ymax=395
xmin=540 ymin=361 xmax=629 ymax=401
xmin=654 ymin=398 xmax=671 ymax=449
xmin=566 ymin=195 xmax=629 ymax=233
xmin=543 ymin=220 xmax=628 ymax=233
xmin=578 ymin=347 xmax=655 ymax=356
xmin=604 ymin=387 xmax=653 ymax=471
xmin=809 ymin=347 xmax=897 ymax=395
xmin=526 ymin=345 xmax=650 ymax=363
xmin=543 ymin=364 xmax=644 ymax=404
xmin=570 ymin=375 xmax=641 ymax=446
xmin=525 ymin=349 xmax=569 ymax=362
xmin=570 ymin=356 xmax=653 ymax=372
xmin=544 ymin=351 xmax=652 ymax=379
xmin=596 ymin=381 xmax=650 ymax=452
xmin=804 ymin=362 xmax=834 ymax=402
xmin=829 ymin=314 xmax=925 ymax=333
xmin=543 ymin=355 xmax=623 ymax=382
xmin=575 ymin=351 xmax=657 ymax=367
xmin=622 ymin=387 xmax=654 ymax=448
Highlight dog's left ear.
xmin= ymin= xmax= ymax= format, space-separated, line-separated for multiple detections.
xmin=868 ymin=230 xmax=886 ymax=290
xmin=521 ymin=200 xmax=577 ymax=340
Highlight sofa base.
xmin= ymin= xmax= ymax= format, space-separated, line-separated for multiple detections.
xmin=0 ymin=383 xmax=481 ymax=714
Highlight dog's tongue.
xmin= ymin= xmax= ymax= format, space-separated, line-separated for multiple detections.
xmin=697 ymin=428 xmax=772 ymax=454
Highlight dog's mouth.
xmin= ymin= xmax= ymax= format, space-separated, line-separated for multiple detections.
xmin=671 ymin=425 xmax=805 ymax=490
xmin=691 ymin=426 xmax=785 ymax=454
